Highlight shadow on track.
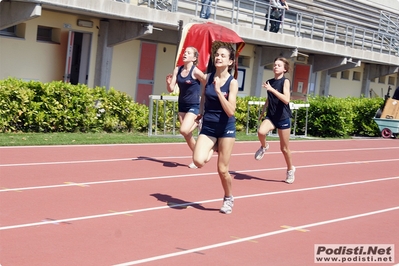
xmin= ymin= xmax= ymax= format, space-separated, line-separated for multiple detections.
xmin=150 ymin=193 xmax=219 ymax=212
xmin=133 ymin=156 xmax=188 ymax=168
xmin=230 ymin=171 xmax=285 ymax=183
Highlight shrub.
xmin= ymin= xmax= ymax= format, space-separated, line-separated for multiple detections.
xmin=0 ymin=78 xmax=384 ymax=137
xmin=0 ymin=78 xmax=148 ymax=133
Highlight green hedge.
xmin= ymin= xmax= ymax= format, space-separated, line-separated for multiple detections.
xmin=0 ymin=78 xmax=148 ymax=133
xmin=0 ymin=78 xmax=384 ymax=137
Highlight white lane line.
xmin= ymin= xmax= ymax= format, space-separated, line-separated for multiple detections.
xmin=112 ymin=206 xmax=399 ymax=266
xmin=1 ymin=147 xmax=398 ymax=167
xmin=1 ymin=175 xmax=398 ymax=231
xmin=0 ymin=142 xmax=191 ymax=149
xmin=1 ymin=158 xmax=398 ymax=193
xmin=0 ymin=138 xmax=386 ymax=150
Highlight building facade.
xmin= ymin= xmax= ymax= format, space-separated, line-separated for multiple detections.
xmin=1 ymin=0 xmax=398 ymax=104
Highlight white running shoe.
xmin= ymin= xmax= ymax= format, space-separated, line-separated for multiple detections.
xmin=285 ymin=166 xmax=296 ymax=184
xmin=220 ymin=196 xmax=234 ymax=214
xmin=188 ymin=162 xmax=198 ymax=169
xmin=254 ymin=143 xmax=270 ymax=160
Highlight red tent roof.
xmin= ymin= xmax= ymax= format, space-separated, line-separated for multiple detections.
xmin=176 ymin=22 xmax=245 ymax=77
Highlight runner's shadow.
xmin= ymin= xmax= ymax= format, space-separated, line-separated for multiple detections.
xmin=150 ymin=193 xmax=219 ymax=212
xmin=133 ymin=156 xmax=187 ymax=168
xmin=231 ymin=171 xmax=284 ymax=183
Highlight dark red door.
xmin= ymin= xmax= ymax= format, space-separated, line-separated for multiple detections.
xmin=136 ymin=42 xmax=157 ymax=106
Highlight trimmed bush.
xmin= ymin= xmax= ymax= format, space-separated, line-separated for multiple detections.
xmin=0 ymin=78 xmax=148 ymax=133
xmin=0 ymin=78 xmax=384 ymax=137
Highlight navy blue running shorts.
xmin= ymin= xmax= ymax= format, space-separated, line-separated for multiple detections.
xmin=266 ymin=117 xmax=291 ymax=130
xmin=178 ymin=103 xmax=199 ymax=114
xmin=200 ymin=121 xmax=236 ymax=138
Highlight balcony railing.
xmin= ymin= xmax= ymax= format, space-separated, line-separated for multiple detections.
xmin=146 ymin=0 xmax=398 ymax=56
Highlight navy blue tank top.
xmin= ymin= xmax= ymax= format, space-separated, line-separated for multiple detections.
xmin=176 ymin=65 xmax=201 ymax=105
xmin=266 ymin=77 xmax=292 ymax=121
xmin=203 ymin=73 xmax=236 ymax=123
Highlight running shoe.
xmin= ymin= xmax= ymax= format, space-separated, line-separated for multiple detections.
xmin=220 ymin=196 xmax=234 ymax=214
xmin=188 ymin=162 xmax=198 ymax=169
xmin=254 ymin=143 xmax=270 ymax=160
xmin=285 ymin=166 xmax=296 ymax=184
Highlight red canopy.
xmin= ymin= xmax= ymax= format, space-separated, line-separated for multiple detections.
xmin=175 ymin=22 xmax=245 ymax=77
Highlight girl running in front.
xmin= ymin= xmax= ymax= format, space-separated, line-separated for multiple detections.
xmin=255 ymin=57 xmax=295 ymax=184
xmin=166 ymin=47 xmax=207 ymax=169
xmin=192 ymin=45 xmax=238 ymax=214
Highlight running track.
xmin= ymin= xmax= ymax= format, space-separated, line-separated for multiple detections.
xmin=0 ymin=139 xmax=398 ymax=266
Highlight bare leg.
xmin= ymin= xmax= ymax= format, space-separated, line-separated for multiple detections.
xmin=216 ymin=137 xmax=235 ymax=197
xmin=179 ymin=112 xmax=198 ymax=151
xmin=257 ymin=119 xmax=275 ymax=148
xmin=277 ymin=128 xmax=293 ymax=171
xmin=193 ymin=134 xmax=216 ymax=168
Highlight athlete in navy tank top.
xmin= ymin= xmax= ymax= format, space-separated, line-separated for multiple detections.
xmin=255 ymin=57 xmax=296 ymax=184
xmin=176 ymin=65 xmax=201 ymax=109
xmin=192 ymin=46 xmax=238 ymax=214
xmin=166 ymin=47 xmax=206 ymax=169
xmin=266 ymin=76 xmax=292 ymax=123
xmin=203 ymin=72 xmax=236 ymax=124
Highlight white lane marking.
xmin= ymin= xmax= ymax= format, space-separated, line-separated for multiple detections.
xmin=112 ymin=206 xmax=399 ymax=266
xmin=1 ymin=175 xmax=398 ymax=231
xmin=1 ymin=158 xmax=398 ymax=193
xmin=1 ymin=146 xmax=398 ymax=167
xmin=0 ymin=138 xmax=388 ymax=149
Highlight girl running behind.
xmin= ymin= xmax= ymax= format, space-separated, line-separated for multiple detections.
xmin=255 ymin=57 xmax=295 ymax=184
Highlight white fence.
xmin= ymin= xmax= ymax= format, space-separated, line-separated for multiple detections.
xmin=148 ymin=95 xmax=310 ymax=137
xmin=245 ymin=101 xmax=310 ymax=137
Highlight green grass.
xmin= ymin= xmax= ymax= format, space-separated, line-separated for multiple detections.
xmin=0 ymin=132 xmax=270 ymax=146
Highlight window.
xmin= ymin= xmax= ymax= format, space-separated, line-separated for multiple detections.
xmin=36 ymin=26 xmax=60 ymax=43
xmin=238 ymin=56 xmax=250 ymax=68
xmin=0 ymin=26 xmax=17 ymax=37
xmin=330 ymin=73 xmax=337 ymax=78
xmin=0 ymin=24 xmax=26 ymax=38
xmin=388 ymin=76 xmax=395 ymax=85
xmin=37 ymin=26 xmax=53 ymax=42
xmin=341 ymin=70 xmax=350 ymax=79
xmin=237 ymin=68 xmax=246 ymax=91
xmin=353 ymin=71 xmax=361 ymax=81
xmin=378 ymin=76 xmax=386 ymax=84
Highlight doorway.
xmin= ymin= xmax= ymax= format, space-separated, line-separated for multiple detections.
xmin=64 ymin=31 xmax=92 ymax=85
xmin=292 ymin=63 xmax=311 ymax=101
xmin=136 ymin=42 xmax=157 ymax=106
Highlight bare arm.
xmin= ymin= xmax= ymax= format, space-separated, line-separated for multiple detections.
xmin=259 ymin=98 xmax=269 ymax=121
xmin=195 ymin=74 xmax=210 ymax=123
xmin=283 ymin=1 xmax=289 ymax=10
xmin=166 ymin=66 xmax=179 ymax=93
xmin=192 ymin=67 xmax=207 ymax=85
xmin=263 ymin=79 xmax=291 ymax=105
xmin=214 ymin=76 xmax=238 ymax=117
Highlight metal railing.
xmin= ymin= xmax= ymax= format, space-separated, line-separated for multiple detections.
xmin=379 ymin=11 xmax=399 ymax=52
xmin=161 ymin=0 xmax=399 ymax=56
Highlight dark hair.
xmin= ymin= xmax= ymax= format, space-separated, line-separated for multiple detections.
xmin=274 ymin=57 xmax=290 ymax=73
xmin=215 ymin=45 xmax=236 ymax=72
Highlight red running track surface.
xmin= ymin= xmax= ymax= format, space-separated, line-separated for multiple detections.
xmin=0 ymin=139 xmax=398 ymax=266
